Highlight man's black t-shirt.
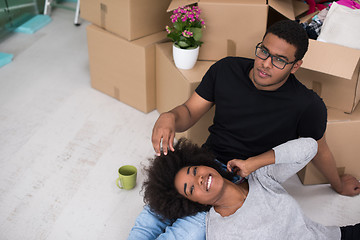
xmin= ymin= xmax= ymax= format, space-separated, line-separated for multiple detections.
xmin=195 ymin=57 xmax=327 ymax=163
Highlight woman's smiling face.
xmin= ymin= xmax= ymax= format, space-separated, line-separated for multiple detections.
xmin=174 ymin=165 xmax=225 ymax=205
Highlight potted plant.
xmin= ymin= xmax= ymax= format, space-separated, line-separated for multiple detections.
xmin=166 ymin=5 xmax=205 ymax=69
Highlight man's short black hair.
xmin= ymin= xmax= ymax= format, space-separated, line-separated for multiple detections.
xmin=264 ymin=20 xmax=309 ymax=60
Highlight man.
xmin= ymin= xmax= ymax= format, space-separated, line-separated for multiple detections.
xmin=128 ymin=20 xmax=360 ymax=240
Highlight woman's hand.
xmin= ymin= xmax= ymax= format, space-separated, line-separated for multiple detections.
xmin=227 ymin=149 xmax=275 ymax=178
xmin=227 ymin=159 xmax=253 ymax=178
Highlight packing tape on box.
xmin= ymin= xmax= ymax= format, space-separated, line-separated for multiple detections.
xmin=312 ymin=81 xmax=322 ymax=96
xmin=227 ymin=39 xmax=236 ymax=56
xmin=114 ymin=87 xmax=120 ymax=100
xmin=100 ymin=3 xmax=107 ymax=28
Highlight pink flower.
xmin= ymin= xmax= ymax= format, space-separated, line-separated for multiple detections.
xmin=182 ymin=30 xmax=193 ymax=38
xmin=167 ymin=5 xmax=205 ymax=48
xmin=166 ymin=26 xmax=171 ymax=34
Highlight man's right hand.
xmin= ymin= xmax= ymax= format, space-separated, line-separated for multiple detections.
xmin=152 ymin=112 xmax=176 ymax=156
xmin=151 ymin=92 xmax=214 ymax=156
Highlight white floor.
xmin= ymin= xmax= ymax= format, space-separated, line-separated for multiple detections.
xmin=0 ymin=8 xmax=359 ymax=240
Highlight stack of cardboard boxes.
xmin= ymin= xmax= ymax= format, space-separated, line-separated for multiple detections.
xmin=81 ymin=0 xmax=172 ymax=113
xmin=83 ymin=0 xmax=360 ymax=185
xmin=296 ymin=39 xmax=360 ymax=184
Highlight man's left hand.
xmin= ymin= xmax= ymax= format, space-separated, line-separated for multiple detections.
xmin=337 ymin=174 xmax=360 ymax=196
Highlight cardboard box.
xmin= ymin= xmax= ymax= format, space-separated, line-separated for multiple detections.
xmin=81 ymin=0 xmax=172 ymax=41
xmin=168 ymin=0 xmax=308 ymax=61
xmin=296 ymin=39 xmax=360 ymax=113
xmin=197 ymin=0 xmax=268 ymax=61
xmin=156 ymin=42 xmax=215 ymax=146
xmin=297 ymin=105 xmax=360 ymax=185
xmin=86 ymin=24 xmax=168 ymax=113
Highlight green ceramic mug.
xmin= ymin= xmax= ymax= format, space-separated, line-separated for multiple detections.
xmin=116 ymin=165 xmax=137 ymax=190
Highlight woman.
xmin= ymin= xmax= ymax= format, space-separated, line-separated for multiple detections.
xmin=142 ymin=138 xmax=359 ymax=239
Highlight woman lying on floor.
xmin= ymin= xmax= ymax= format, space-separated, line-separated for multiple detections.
xmin=142 ymin=137 xmax=359 ymax=240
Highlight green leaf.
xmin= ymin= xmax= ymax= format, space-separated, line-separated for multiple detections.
xmin=174 ymin=21 xmax=185 ymax=32
xmin=167 ymin=31 xmax=177 ymax=38
xmin=192 ymin=21 xmax=202 ymax=28
xmin=177 ymin=40 xmax=190 ymax=48
xmin=179 ymin=35 xmax=187 ymax=41
xmin=191 ymin=27 xmax=202 ymax=41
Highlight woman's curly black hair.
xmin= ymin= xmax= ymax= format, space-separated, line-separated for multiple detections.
xmin=142 ymin=138 xmax=235 ymax=220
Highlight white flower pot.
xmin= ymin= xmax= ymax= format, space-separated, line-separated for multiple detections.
xmin=172 ymin=44 xmax=199 ymax=70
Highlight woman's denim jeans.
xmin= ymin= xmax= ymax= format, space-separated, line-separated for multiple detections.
xmin=128 ymin=205 xmax=206 ymax=240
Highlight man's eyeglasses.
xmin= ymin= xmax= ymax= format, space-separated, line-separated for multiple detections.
xmin=255 ymin=42 xmax=297 ymax=70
